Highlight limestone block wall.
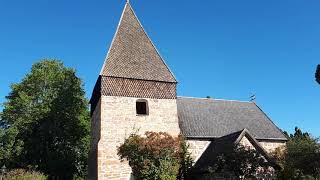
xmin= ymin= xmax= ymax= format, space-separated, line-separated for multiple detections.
xmin=240 ymin=136 xmax=256 ymax=149
xmin=97 ymin=96 xmax=180 ymax=180
xmin=258 ymin=141 xmax=286 ymax=153
xmin=240 ymin=136 xmax=286 ymax=154
xmin=186 ymin=140 xmax=211 ymax=163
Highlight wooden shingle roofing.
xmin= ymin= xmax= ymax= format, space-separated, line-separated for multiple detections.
xmin=100 ymin=2 xmax=177 ymax=83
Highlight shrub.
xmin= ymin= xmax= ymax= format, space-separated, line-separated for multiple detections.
xmin=117 ymin=132 xmax=193 ymax=180
xmin=3 ymin=169 xmax=47 ymax=180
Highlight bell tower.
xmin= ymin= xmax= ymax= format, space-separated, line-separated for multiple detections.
xmin=88 ymin=2 xmax=180 ymax=180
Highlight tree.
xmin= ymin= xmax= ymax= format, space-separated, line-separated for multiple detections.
xmin=274 ymin=127 xmax=320 ymax=179
xmin=0 ymin=60 xmax=90 ymax=179
xmin=117 ymin=132 xmax=193 ymax=180
xmin=315 ymin=64 xmax=320 ymax=84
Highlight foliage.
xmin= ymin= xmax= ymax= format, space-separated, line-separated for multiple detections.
xmin=117 ymin=132 xmax=193 ymax=180
xmin=315 ymin=64 xmax=320 ymax=84
xmin=206 ymin=144 xmax=269 ymax=179
xmin=274 ymin=127 xmax=320 ymax=180
xmin=3 ymin=169 xmax=47 ymax=180
xmin=178 ymin=139 xmax=194 ymax=180
xmin=0 ymin=60 xmax=90 ymax=179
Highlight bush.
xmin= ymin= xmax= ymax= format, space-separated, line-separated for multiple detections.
xmin=117 ymin=132 xmax=193 ymax=180
xmin=3 ymin=169 xmax=47 ymax=180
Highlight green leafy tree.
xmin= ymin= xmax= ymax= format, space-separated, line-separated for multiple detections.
xmin=315 ymin=64 xmax=320 ymax=84
xmin=0 ymin=60 xmax=90 ymax=179
xmin=275 ymin=127 xmax=320 ymax=180
xmin=117 ymin=132 xmax=193 ymax=180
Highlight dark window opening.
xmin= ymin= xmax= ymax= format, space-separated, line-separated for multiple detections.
xmin=136 ymin=100 xmax=148 ymax=115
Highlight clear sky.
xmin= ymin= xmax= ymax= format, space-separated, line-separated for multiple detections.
xmin=0 ymin=0 xmax=319 ymax=136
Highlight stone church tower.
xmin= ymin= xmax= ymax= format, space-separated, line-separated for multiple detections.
xmin=88 ymin=2 xmax=180 ymax=180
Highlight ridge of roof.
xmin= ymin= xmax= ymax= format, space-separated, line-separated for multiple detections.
xmin=100 ymin=2 xmax=177 ymax=83
xmin=186 ymin=136 xmax=287 ymax=141
xmin=177 ymin=96 xmax=251 ymax=103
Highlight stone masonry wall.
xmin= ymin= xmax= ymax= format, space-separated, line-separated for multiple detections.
xmin=97 ymin=96 xmax=180 ymax=180
xmin=88 ymin=98 xmax=101 ymax=180
xmin=186 ymin=140 xmax=211 ymax=163
xmin=240 ymin=136 xmax=286 ymax=153
xmin=240 ymin=136 xmax=256 ymax=150
xmin=258 ymin=141 xmax=286 ymax=153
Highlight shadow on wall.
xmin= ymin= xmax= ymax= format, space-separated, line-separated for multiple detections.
xmin=130 ymin=174 xmax=135 ymax=180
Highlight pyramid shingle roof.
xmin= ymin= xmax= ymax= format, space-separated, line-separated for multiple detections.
xmin=100 ymin=3 xmax=177 ymax=83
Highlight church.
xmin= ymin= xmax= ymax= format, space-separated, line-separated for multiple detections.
xmin=88 ymin=2 xmax=287 ymax=180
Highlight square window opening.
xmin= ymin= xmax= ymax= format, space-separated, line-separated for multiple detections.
xmin=136 ymin=101 xmax=147 ymax=115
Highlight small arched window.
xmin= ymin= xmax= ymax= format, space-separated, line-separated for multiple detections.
xmin=136 ymin=99 xmax=148 ymax=115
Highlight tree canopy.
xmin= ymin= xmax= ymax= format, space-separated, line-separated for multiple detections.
xmin=315 ymin=64 xmax=320 ymax=84
xmin=275 ymin=127 xmax=320 ymax=179
xmin=0 ymin=60 xmax=90 ymax=179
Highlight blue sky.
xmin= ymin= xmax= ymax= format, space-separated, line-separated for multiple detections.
xmin=0 ymin=0 xmax=319 ymax=136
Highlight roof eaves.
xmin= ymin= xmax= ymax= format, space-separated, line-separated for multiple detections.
xmin=104 ymin=75 xmax=177 ymax=84
xmin=185 ymin=135 xmax=287 ymax=141
xmin=253 ymin=103 xmax=288 ymax=141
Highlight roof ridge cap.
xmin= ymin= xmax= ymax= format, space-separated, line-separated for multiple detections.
xmin=178 ymin=96 xmax=251 ymax=103
xmin=213 ymin=98 xmax=251 ymax=103
xmin=177 ymin=96 xmax=214 ymax=100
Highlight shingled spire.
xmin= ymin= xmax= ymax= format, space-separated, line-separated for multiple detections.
xmin=100 ymin=2 xmax=177 ymax=83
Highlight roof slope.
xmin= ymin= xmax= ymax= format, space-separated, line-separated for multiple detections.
xmin=100 ymin=2 xmax=177 ymax=83
xmin=177 ymin=97 xmax=287 ymax=140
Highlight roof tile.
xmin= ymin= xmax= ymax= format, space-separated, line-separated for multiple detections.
xmin=177 ymin=97 xmax=287 ymax=140
xmin=101 ymin=3 xmax=177 ymax=83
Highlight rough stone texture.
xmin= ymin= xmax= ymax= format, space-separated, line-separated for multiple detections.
xmin=258 ymin=140 xmax=286 ymax=153
xmin=240 ymin=136 xmax=256 ymax=150
xmin=240 ymin=136 xmax=286 ymax=154
xmin=186 ymin=140 xmax=211 ymax=163
xmin=96 ymin=95 xmax=180 ymax=180
xmin=88 ymin=98 xmax=101 ymax=180
xmin=87 ymin=94 xmax=285 ymax=180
